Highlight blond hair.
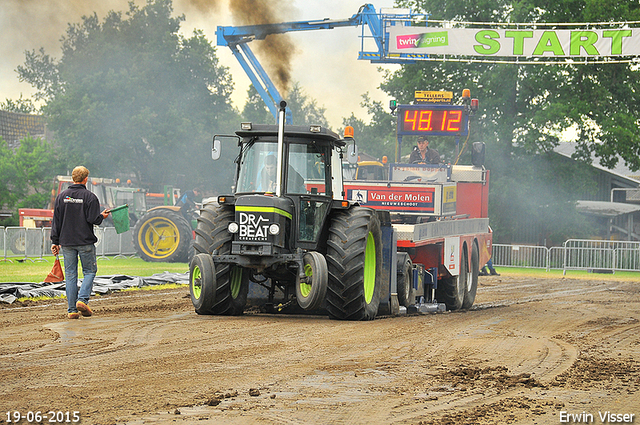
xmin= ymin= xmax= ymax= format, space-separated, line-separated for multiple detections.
xmin=72 ymin=166 xmax=90 ymax=183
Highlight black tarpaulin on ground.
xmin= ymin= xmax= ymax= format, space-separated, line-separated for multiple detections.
xmin=0 ymin=272 xmax=189 ymax=304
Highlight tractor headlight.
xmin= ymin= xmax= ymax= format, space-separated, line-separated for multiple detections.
xmin=268 ymin=223 xmax=280 ymax=235
xmin=228 ymin=222 xmax=239 ymax=234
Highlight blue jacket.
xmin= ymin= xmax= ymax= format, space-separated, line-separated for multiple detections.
xmin=51 ymin=183 xmax=104 ymax=246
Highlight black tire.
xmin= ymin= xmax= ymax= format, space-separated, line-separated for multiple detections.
xmin=462 ymin=242 xmax=479 ymax=309
xmin=326 ymin=207 xmax=383 ymax=321
xmin=396 ymin=252 xmax=414 ymax=307
xmin=296 ymin=251 xmax=328 ymax=311
xmin=10 ymin=230 xmax=47 ymax=256
xmin=9 ymin=232 xmax=25 ymax=255
xmin=190 ymin=253 xmax=217 ymax=314
xmin=133 ymin=208 xmax=191 ymax=262
xmin=437 ymin=244 xmax=467 ymax=311
xmin=193 ymin=202 xmax=232 ymax=255
xmin=214 ymin=264 xmax=249 ymax=315
xmin=186 ymin=239 xmax=195 ymax=264
xmin=193 ymin=202 xmax=248 ymax=315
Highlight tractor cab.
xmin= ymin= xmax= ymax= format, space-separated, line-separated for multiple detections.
xmin=214 ymin=122 xmax=351 ymax=264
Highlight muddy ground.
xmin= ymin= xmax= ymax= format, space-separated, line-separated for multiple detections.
xmin=0 ymin=273 xmax=638 ymax=425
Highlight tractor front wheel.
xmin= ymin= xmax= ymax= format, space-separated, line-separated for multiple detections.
xmin=296 ymin=251 xmax=328 ymax=311
xmin=190 ymin=253 xmax=217 ymax=314
xmin=192 ymin=202 xmax=248 ymax=315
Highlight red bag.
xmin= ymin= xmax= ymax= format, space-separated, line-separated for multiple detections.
xmin=44 ymin=255 xmax=65 ymax=283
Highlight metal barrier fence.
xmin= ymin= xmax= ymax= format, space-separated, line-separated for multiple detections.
xmin=2 ymin=226 xmax=639 ymax=272
xmin=563 ymin=239 xmax=640 ymax=272
xmin=493 ymin=241 xmax=640 ymax=272
xmin=1 ymin=226 xmax=136 ymax=262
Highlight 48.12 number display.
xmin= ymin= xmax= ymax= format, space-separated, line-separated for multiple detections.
xmin=397 ymin=105 xmax=470 ymax=136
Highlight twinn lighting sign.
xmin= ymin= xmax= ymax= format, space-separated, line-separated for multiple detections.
xmin=389 ymin=27 xmax=640 ymax=58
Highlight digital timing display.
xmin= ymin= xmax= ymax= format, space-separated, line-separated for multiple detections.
xmin=398 ymin=106 xmax=469 ymax=136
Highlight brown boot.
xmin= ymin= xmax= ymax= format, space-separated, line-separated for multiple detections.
xmin=76 ymin=301 xmax=93 ymax=317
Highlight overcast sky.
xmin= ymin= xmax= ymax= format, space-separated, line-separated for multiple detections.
xmin=1 ymin=0 xmax=401 ymax=129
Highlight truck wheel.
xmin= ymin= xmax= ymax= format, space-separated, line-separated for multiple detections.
xmin=397 ymin=252 xmax=414 ymax=307
xmin=296 ymin=251 xmax=328 ymax=311
xmin=437 ymin=245 xmax=467 ymax=311
xmin=190 ymin=253 xmax=217 ymax=314
xmin=193 ymin=202 xmax=248 ymax=315
xmin=462 ymin=242 xmax=479 ymax=309
xmin=133 ymin=208 xmax=191 ymax=262
xmin=326 ymin=207 xmax=382 ymax=321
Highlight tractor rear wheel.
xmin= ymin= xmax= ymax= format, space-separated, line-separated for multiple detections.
xmin=192 ymin=202 xmax=248 ymax=315
xmin=326 ymin=207 xmax=382 ymax=321
xmin=133 ymin=208 xmax=191 ymax=262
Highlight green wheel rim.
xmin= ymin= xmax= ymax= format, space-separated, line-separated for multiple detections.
xmin=192 ymin=265 xmax=202 ymax=300
xmin=299 ymin=263 xmax=313 ymax=298
xmin=230 ymin=266 xmax=243 ymax=299
xmin=363 ymin=232 xmax=376 ymax=304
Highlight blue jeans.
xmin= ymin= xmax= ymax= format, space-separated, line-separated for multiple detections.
xmin=62 ymin=245 xmax=97 ymax=313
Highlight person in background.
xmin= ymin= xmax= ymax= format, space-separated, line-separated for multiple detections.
xmin=176 ymin=188 xmax=201 ymax=218
xmin=51 ymin=166 xmax=111 ymax=319
xmin=479 ymin=259 xmax=500 ymax=276
xmin=409 ymin=136 xmax=441 ymax=164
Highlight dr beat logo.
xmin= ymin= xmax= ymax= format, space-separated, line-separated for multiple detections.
xmin=239 ymin=212 xmax=270 ymax=240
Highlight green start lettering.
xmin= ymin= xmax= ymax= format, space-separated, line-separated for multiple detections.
xmin=532 ymin=31 xmax=565 ymax=55
xmin=570 ymin=31 xmax=600 ymax=55
xmin=505 ymin=30 xmax=533 ymax=55
xmin=472 ymin=29 xmax=633 ymax=57
xmin=603 ymin=29 xmax=632 ymax=54
xmin=474 ymin=30 xmax=500 ymax=55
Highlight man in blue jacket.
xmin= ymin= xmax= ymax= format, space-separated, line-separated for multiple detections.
xmin=51 ymin=166 xmax=111 ymax=319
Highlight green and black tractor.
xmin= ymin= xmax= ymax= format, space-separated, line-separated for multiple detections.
xmin=190 ymin=103 xmax=385 ymax=320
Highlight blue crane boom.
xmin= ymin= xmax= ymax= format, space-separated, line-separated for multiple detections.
xmin=216 ymin=4 xmax=429 ymax=122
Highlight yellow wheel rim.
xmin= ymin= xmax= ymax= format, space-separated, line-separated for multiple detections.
xmin=137 ymin=217 xmax=181 ymax=259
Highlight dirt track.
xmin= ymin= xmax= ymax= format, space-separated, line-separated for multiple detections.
xmin=1 ymin=273 xmax=639 ymax=425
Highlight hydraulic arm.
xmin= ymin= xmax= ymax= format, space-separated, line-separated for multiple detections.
xmin=216 ymin=4 xmax=429 ymax=122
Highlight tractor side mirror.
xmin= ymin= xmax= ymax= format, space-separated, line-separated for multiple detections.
xmin=347 ymin=144 xmax=358 ymax=164
xmin=212 ymin=137 xmax=221 ymax=160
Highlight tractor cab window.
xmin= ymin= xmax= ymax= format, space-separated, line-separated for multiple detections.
xmin=235 ymin=139 xmax=330 ymax=197
xmin=286 ymin=142 xmax=329 ymax=195
xmin=236 ymin=141 xmax=278 ymax=194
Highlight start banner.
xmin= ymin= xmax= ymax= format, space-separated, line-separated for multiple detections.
xmin=388 ymin=26 xmax=640 ymax=58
